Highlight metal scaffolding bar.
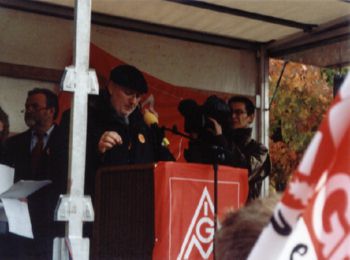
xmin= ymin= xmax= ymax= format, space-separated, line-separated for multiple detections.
xmin=54 ymin=0 xmax=98 ymax=259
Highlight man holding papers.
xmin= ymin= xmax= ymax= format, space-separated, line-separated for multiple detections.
xmin=1 ymin=88 xmax=68 ymax=259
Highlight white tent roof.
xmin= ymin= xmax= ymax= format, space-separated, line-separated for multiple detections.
xmin=2 ymin=0 xmax=350 ymax=66
xmin=37 ymin=0 xmax=349 ymax=42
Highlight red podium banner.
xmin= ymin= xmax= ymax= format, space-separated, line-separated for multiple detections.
xmin=153 ymin=162 xmax=248 ymax=260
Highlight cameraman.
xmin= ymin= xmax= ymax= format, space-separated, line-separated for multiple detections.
xmin=181 ymin=95 xmax=231 ymax=164
xmin=182 ymin=95 xmax=270 ymax=200
xmin=223 ymin=96 xmax=271 ymax=200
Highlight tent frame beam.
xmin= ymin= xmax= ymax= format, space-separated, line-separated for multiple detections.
xmin=167 ymin=0 xmax=317 ymax=31
xmin=268 ymin=16 xmax=350 ymax=56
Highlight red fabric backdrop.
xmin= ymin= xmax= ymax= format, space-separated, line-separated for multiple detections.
xmin=58 ymin=43 xmax=233 ymax=161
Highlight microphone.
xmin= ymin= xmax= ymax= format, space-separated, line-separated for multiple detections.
xmin=143 ymin=109 xmax=159 ymax=127
xmin=143 ymin=109 xmax=169 ymax=147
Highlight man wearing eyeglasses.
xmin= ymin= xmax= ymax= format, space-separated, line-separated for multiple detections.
xmin=1 ymin=88 xmax=67 ymax=259
xmin=86 ymin=64 xmax=174 ymax=170
xmin=85 ymin=64 xmax=174 ymax=259
xmin=200 ymin=95 xmax=270 ymax=201
xmin=226 ymin=95 xmax=271 ymax=201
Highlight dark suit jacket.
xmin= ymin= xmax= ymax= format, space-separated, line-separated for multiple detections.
xmin=2 ymin=124 xmax=68 ymax=239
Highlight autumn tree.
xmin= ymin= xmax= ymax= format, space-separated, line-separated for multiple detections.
xmin=269 ymin=59 xmax=333 ymax=191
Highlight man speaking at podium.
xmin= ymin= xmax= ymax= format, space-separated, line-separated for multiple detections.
xmin=85 ymin=64 xmax=174 ymax=259
xmin=86 ymin=64 xmax=174 ymax=182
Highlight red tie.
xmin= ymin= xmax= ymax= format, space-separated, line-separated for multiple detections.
xmin=31 ymin=132 xmax=45 ymax=176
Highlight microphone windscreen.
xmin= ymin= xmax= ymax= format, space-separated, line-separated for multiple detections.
xmin=144 ymin=109 xmax=159 ymax=127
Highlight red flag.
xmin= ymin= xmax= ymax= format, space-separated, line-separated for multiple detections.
xmin=249 ymin=74 xmax=350 ymax=259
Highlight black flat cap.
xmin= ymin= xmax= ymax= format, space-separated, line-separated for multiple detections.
xmin=110 ymin=64 xmax=148 ymax=93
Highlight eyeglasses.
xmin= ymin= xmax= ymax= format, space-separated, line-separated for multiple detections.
xmin=121 ymin=88 xmax=142 ymax=99
xmin=22 ymin=105 xmax=48 ymax=113
xmin=232 ymin=109 xmax=247 ymax=116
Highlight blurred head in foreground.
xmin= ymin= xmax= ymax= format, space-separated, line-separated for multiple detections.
xmin=215 ymin=194 xmax=280 ymax=260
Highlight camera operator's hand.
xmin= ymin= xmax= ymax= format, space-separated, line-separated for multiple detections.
xmin=207 ymin=117 xmax=222 ymax=136
xmin=98 ymin=131 xmax=123 ymax=154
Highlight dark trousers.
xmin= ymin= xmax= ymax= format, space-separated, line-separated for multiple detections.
xmin=0 ymin=232 xmax=53 ymax=260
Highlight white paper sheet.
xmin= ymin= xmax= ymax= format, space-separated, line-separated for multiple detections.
xmin=0 ymin=164 xmax=14 ymax=194
xmin=0 ymin=180 xmax=52 ymax=199
xmin=0 ymin=164 xmax=52 ymax=238
xmin=2 ymin=198 xmax=33 ymax=238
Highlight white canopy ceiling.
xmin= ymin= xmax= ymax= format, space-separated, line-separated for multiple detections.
xmin=36 ymin=0 xmax=349 ymax=42
xmin=3 ymin=0 xmax=350 ymax=66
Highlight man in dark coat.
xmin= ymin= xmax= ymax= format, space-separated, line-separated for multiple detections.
xmin=85 ymin=65 xmax=174 ymax=190
xmin=85 ymin=64 xmax=174 ymax=259
xmin=225 ymin=95 xmax=271 ymax=200
xmin=185 ymin=95 xmax=270 ymax=201
xmin=1 ymin=88 xmax=68 ymax=260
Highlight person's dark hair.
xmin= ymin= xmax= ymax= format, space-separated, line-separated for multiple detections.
xmin=109 ymin=64 xmax=148 ymax=94
xmin=228 ymin=95 xmax=255 ymax=116
xmin=28 ymin=88 xmax=59 ymax=119
xmin=215 ymin=194 xmax=280 ymax=260
xmin=0 ymin=106 xmax=9 ymax=142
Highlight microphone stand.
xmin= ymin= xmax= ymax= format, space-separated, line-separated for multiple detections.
xmin=210 ymin=145 xmax=225 ymax=260
xmin=162 ymin=125 xmax=194 ymax=141
xmin=163 ymin=125 xmax=226 ymax=260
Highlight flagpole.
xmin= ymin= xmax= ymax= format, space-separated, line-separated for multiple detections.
xmin=53 ymin=0 xmax=98 ymax=259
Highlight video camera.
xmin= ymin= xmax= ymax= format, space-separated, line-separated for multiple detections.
xmin=178 ymin=95 xmax=231 ymax=136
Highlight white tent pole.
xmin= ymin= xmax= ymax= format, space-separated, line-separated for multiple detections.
xmin=54 ymin=0 xmax=98 ymax=259
xmin=257 ymin=46 xmax=270 ymax=198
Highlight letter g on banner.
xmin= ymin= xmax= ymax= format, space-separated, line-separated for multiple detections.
xmin=312 ymin=173 xmax=350 ymax=259
xmin=196 ymin=217 xmax=214 ymax=244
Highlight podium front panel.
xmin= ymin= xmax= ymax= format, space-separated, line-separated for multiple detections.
xmin=153 ymin=162 xmax=248 ymax=260
xmin=92 ymin=164 xmax=155 ymax=259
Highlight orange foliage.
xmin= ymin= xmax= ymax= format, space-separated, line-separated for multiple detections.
xmin=269 ymin=59 xmax=332 ymax=191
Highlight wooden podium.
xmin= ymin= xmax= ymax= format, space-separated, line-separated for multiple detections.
xmin=92 ymin=162 xmax=248 ymax=260
xmin=92 ymin=163 xmax=156 ymax=259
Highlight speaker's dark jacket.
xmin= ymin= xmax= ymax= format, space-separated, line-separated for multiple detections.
xmin=84 ymin=92 xmax=174 ymax=195
xmin=83 ymin=92 xmax=174 ymax=259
